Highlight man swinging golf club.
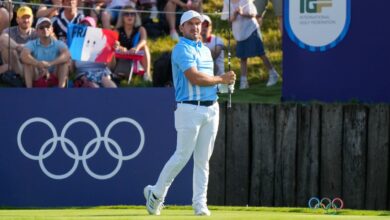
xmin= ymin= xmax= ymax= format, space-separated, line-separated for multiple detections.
xmin=143 ymin=10 xmax=236 ymax=216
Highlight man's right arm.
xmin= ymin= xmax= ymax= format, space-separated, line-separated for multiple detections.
xmin=21 ymin=48 xmax=39 ymax=66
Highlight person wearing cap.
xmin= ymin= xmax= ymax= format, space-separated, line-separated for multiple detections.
xmin=72 ymin=17 xmax=117 ymax=88
xmin=21 ymin=17 xmax=70 ymax=88
xmin=143 ymin=10 xmax=236 ymax=216
xmin=201 ymin=14 xmax=225 ymax=77
xmin=0 ymin=6 xmax=37 ymax=79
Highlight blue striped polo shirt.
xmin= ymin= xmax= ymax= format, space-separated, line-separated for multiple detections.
xmin=172 ymin=37 xmax=217 ymax=102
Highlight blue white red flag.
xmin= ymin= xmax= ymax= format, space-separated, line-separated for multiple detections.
xmin=67 ymin=24 xmax=118 ymax=63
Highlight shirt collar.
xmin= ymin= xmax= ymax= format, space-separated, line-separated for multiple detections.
xmin=37 ymin=37 xmax=54 ymax=47
xmin=180 ymin=37 xmax=203 ymax=48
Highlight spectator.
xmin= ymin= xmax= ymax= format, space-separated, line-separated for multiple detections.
xmin=21 ymin=17 xmax=70 ymax=88
xmin=52 ymin=0 xmax=84 ymax=42
xmin=255 ymin=0 xmax=283 ymax=35
xmin=221 ymin=0 xmax=279 ymax=89
xmin=36 ymin=0 xmax=62 ymax=19
xmin=201 ymin=14 xmax=224 ymax=76
xmin=115 ymin=5 xmax=151 ymax=81
xmin=82 ymin=0 xmax=106 ymax=26
xmin=164 ymin=0 xmax=202 ymax=40
xmin=138 ymin=0 xmax=158 ymax=20
xmin=0 ymin=0 xmax=13 ymax=33
xmin=101 ymin=0 xmax=135 ymax=29
xmin=73 ymin=16 xmax=117 ymax=88
xmin=0 ymin=6 xmax=38 ymax=78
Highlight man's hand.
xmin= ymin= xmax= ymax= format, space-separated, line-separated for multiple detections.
xmin=220 ymin=70 xmax=236 ymax=85
xmin=36 ymin=61 xmax=51 ymax=69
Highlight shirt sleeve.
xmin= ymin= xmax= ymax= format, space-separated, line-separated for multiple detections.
xmin=56 ymin=40 xmax=68 ymax=50
xmin=175 ymin=45 xmax=197 ymax=73
xmin=221 ymin=0 xmax=230 ymax=20
xmin=216 ymin=37 xmax=225 ymax=47
xmin=246 ymin=0 xmax=258 ymax=16
xmin=24 ymin=41 xmax=35 ymax=51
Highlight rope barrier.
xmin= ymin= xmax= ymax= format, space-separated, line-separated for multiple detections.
xmin=0 ymin=0 xmax=229 ymax=16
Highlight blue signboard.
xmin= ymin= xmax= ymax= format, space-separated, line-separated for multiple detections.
xmin=282 ymin=0 xmax=390 ymax=102
xmin=0 ymin=89 xmax=192 ymax=207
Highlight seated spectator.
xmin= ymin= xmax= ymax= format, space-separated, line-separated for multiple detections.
xmin=114 ymin=5 xmax=151 ymax=81
xmin=73 ymin=17 xmax=117 ymax=88
xmin=0 ymin=0 xmax=13 ymax=33
xmin=52 ymin=0 xmax=84 ymax=42
xmin=138 ymin=0 xmax=158 ymax=20
xmin=20 ymin=17 xmax=70 ymax=88
xmin=101 ymin=0 xmax=135 ymax=29
xmin=0 ymin=6 xmax=37 ymax=78
xmin=164 ymin=0 xmax=202 ymax=40
xmin=201 ymin=14 xmax=224 ymax=76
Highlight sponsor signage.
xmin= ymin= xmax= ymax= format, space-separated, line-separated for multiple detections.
xmin=0 ymin=89 xmax=192 ymax=207
xmin=283 ymin=0 xmax=390 ymax=102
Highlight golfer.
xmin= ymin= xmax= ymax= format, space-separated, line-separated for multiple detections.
xmin=144 ymin=10 xmax=236 ymax=216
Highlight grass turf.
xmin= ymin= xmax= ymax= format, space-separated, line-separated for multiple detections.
xmin=0 ymin=206 xmax=389 ymax=220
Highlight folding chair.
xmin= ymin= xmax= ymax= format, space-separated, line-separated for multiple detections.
xmin=114 ymin=52 xmax=145 ymax=85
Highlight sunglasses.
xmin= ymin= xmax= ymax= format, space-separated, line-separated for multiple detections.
xmin=38 ymin=24 xmax=51 ymax=30
xmin=202 ymin=22 xmax=210 ymax=28
xmin=123 ymin=12 xmax=136 ymax=17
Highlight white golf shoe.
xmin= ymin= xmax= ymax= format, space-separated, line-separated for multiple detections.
xmin=193 ymin=203 xmax=211 ymax=216
xmin=266 ymin=70 xmax=280 ymax=87
xmin=144 ymin=185 xmax=164 ymax=215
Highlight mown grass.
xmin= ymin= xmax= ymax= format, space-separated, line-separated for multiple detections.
xmin=0 ymin=206 xmax=389 ymax=220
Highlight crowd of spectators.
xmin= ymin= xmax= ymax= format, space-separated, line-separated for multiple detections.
xmin=0 ymin=0 xmax=281 ymax=88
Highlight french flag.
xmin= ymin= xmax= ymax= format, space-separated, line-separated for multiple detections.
xmin=67 ymin=24 xmax=118 ymax=63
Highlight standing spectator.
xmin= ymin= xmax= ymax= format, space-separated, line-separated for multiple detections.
xmin=221 ymin=0 xmax=279 ymax=89
xmin=115 ymin=5 xmax=151 ymax=81
xmin=143 ymin=10 xmax=236 ymax=216
xmin=164 ymin=0 xmax=202 ymax=41
xmin=21 ymin=17 xmax=70 ymax=88
xmin=0 ymin=6 xmax=37 ymax=78
xmin=73 ymin=16 xmax=117 ymax=88
xmin=201 ymin=14 xmax=224 ymax=76
xmin=255 ymin=0 xmax=283 ymax=34
xmin=52 ymin=0 xmax=84 ymax=42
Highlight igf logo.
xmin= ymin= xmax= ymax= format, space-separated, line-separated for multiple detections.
xmin=300 ymin=0 xmax=332 ymax=13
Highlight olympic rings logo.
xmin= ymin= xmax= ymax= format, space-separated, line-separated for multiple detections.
xmin=17 ymin=117 xmax=145 ymax=180
xmin=308 ymin=197 xmax=344 ymax=212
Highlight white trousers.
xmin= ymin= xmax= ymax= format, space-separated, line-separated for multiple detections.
xmin=153 ymin=102 xmax=219 ymax=206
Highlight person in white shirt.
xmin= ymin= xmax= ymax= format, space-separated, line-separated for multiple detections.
xmin=201 ymin=14 xmax=224 ymax=76
xmin=221 ymin=0 xmax=279 ymax=89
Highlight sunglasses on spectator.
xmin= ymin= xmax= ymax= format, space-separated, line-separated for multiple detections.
xmin=123 ymin=12 xmax=136 ymax=17
xmin=202 ymin=22 xmax=210 ymax=28
xmin=38 ymin=24 xmax=51 ymax=30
